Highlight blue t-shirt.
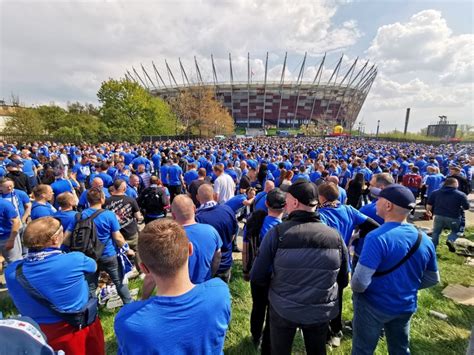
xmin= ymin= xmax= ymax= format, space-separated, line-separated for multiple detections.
xmin=21 ymin=159 xmax=36 ymax=177
xmin=184 ymin=170 xmax=199 ymax=187
xmin=359 ymin=222 xmax=438 ymax=315
xmin=72 ymin=163 xmax=91 ymax=182
xmin=1 ymin=189 xmax=30 ymax=219
xmin=356 ymin=199 xmax=384 ymax=256
xmin=225 ymin=194 xmax=247 ymax=213
xmin=338 ymin=186 xmax=347 ymax=204
xmin=89 ymin=172 xmax=113 ymax=188
xmin=54 ymin=210 xmax=78 ymax=231
xmin=5 ymin=252 xmax=96 ymax=324
xmin=160 ymin=165 xmax=170 ymax=185
xmin=30 ymin=202 xmax=56 ymax=220
xmin=319 ymin=204 xmax=367 ymax=246
xmin=168 ymin=164 xmax=183 ymax=186
xmin=254 ymin=191 xmax=268 ymax=212
xmin=185 ymin=223 xmax=222 ymax=284
xmin=0 ymin=199 xmax=18 ymax=239
xmin=115 ymin=278 xmax=231 ymax=355
xmin=260 ymin=215 xmax=282 ymax=241
xmin=67 ymin=208 xmax=120 ymax=257
xmin=196 ymin=204 xmax=238 ymax=273
xmin=425 ymin=173 xmax=445 ymax=198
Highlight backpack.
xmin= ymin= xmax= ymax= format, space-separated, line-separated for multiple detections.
xmin=140 ymin=186 xmax=166 ymax=215
xmin=405 ymin=174 xmax=420 ymax=188
xmin=70 ymin=210 xmax=106 ymax=260
xmin=244 ymin=210 xmax=268 ymax=273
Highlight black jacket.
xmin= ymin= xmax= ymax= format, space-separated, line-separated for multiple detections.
xmin=6 ymin=171 xmax=31 ymax=195
xmin=251 ymin=210 xmax=349 ymax=324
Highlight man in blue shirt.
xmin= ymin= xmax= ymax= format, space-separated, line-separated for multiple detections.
xmin=66 ymin=187 xmax=132 ymax=304
xmin=77 ymin=177 xmax=111 ymax=210
xmin=351 ymin=184 xmax=439 ymax=355
xmin=1 ymin=177 xmax=31 ymax=224
xmin=183 ymin=163 xmax=199 ymax=190
xmin=167 ymin=158 xmax=184 ymax=203
xmin=114 ymin=219 xmax=231 ymax=354
xmin=426 ymin=177 xmax=470 ymax=251
xmin=196 ymin=184 xmax=238 ymax=283
xmin=31 ymin=185 xmax=56 ymax=220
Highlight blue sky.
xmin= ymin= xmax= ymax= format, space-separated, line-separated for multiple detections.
xmin=1 ymin=0 xmax=472 ymax=133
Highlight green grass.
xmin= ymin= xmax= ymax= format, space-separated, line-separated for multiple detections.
xmin=1 ymin=229 xmax=473 ymax=354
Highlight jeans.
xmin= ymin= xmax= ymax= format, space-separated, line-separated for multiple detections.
xmin=168 ymin=185 xmax=182 ymax=203
xmin=87 ymin=255 xmax=132 ymax=304
xmin=431 ymin=215 xmax=461 ymax=247
xmin=352 ymin=293 xmax=412 ymax=355
xmin=269 ymin=306 xmax=328 ymax=355
xmin=250 ymin=281 xmax=270 ymax=354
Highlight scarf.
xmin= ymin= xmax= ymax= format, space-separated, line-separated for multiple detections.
xmin=319 ymin=200 xmax=340 ymax=209
xmin=197 ymin=200 xmax=217 ymax=212
xmin=25 ymin=247 xmax=63 ymax=262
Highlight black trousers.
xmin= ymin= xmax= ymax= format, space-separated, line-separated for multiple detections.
xmin=168 ymin=184 xmax=182 ymax=203
xmin=250 ymin=282 xmax=271 ymax=354
xmin=328 ymin=286 xmax=344 ymax=336
xmin=269 ymin=306 xmax=328 ymax=355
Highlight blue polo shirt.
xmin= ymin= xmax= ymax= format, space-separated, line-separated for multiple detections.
xmin=115 ymin=278 xmax=231 ymax=355
xmin=167 ymin=164 xmax=183 ymax=186
xmin=0 ymin=199 xmax=18 ymax=240
xmin=67 ymin=208 xmax=121 ymax=257
xmin=30 ymin=202 xmax=56 ymax=220
xmin=54 ymin=210 xmax=78 ymax=231
xmin=225 ymin=193 xmax=247 ymax=213
xmin=5 ymin=252 xmax=96 ymax=324
xmin=184 ymin=223 xmax=222 ymax=284
xmin=359 ymin=222 xmax=437 ymax=314
xmin=1 ymin=189 xmax=30 ymax=219
xmin=318 ymin=204 xmax=367 ymax=246
xmin=196 ymin=204 xmax=238 ymax=273
xmin=184 ymin=170 xmax=199 ymax=187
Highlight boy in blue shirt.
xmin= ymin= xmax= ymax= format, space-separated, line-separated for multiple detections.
xmin=31 ymin=185 xmax=56 ymax=220
xmin=115 ymin=219 xmax=231 ymax=355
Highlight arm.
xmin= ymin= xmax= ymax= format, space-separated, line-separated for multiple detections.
xmin=141 ymin=273 xmax=156 ymax=300
xmin=211 ymin=249 xmax=222 ymax=276
xmin=22 ymin=202 xmax=32 ymax=224
xmin=350 ymin=263 xmax=376 ymax=293
xmin=5 ymin=217 xmax=21 ymax=250
xmin=358 ymin=217 xmax=380 ymax=239
xmin=112 ymin=231 xmax=127 ymax=248
xmin=420 ymin=270 xmax=440 ymax=289
xmin=426 ymin=204 xmax=433 ymax=217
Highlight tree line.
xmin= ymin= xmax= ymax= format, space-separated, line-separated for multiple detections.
xmin=3 ymin=79 xmax=234 ymax=143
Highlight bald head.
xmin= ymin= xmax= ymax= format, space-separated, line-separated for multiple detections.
xmin=264 ymin=180 xmax=275 ymax=192
xmin=327 ymin=176 xmax=339 ymax=185
xmin=171 ymin=195 xmax=195 ymax=224
xmin=197 ymin=183 xmax=214 ymax=204
xmin=91 ymin=177 xmax=104 ymax=188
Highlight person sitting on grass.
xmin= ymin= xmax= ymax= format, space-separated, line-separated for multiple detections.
xmin=114 ymin=219 xmax=231 ymax=354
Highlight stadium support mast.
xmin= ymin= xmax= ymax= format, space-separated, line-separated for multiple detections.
xmin=262 ymin=52 xmax=268 ymax=129
xmin=277 ymin=52 xmax=287 ymax=129
xmin=141 ymin=64 xmax=157 ymax=90
xmin=229 ymin=53 xmax=234 ymax=119
xmin=309 ymin=53 xmax=326 ymax=126
xmin=348 ymin=68 xmax=377 ymax=131
xmin=323 ymin=54 xmax=344 ymax=125
xmin=293 ymin=52 xmax=307 ymax=128
xmin=179 ymin=58 xmax=190 ymax=86
xmin=335 ymin=57 xmax=358 ymax=126
xmin=126 ymin=70 xmax=137 ymax=84
xmin=152 ymin=61 xmax=167 ymax=89
xmin=211 ymin=54 xmax=218 ymax=86
xmin=247 ymin=52 xmax=250 ymax=128
xmin=165 ymin=60 xmax=179 ymax=87
xmin=132 ymin=67 xmax=148 ymax=88
xmin=194 ymin=56 xmax=203 ymax=85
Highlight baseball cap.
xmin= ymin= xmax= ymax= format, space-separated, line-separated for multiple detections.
xmin=374 ymin=184 xmax=416 ymax=210
xmin=266 ymin=188 xmax=286 ymax=209
xmin=287 ymin=180 xmax=318 ymax=207
xmin=6 ymin=162 xmax=18 ymax=168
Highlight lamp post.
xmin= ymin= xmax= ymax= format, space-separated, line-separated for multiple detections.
xmin=376 ymin=120 xmax=380 ymax=138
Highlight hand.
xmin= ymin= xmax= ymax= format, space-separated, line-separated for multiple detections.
xmin=4 ymin=239 xmax=15 ymax=251
xmin=425 ymin=210 xmax=432 ymax=217
xmin=126 ymin=249 xmax=136 ymax=257
xmin=243 ymin=272 xmax=250 ymax=282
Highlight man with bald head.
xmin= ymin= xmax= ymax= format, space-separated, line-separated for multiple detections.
xmin=196 ymin=184 xmax=238 ymax=283
xmin=77 ymin=177 xmax=111 ymax=210
xmin=253 ymin=180 xmax=275 ymax=212
xmin=327 ymin=175 xmax=347 ymax=204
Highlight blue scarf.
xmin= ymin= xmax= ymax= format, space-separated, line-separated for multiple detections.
xmin=25 ymin=247 xmax=63 ymax=262
xmin=197 ymin=200 xmax=217 ymax=212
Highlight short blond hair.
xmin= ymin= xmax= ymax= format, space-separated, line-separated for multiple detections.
xmin=23 ymin=217 xmax=61 ymax=249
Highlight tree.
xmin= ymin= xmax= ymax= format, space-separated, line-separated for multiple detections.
xmin=170 ymin=87 xmax=234 ymax=136
xmin=3 ymin=108 xmax=45 ymax=136
xmin=97 ymin=79 xmax=177 ymax=141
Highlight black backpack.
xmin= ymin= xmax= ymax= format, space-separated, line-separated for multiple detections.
xmin=70 ymin=210 xmax=106 ymax=260
xmin=244 ymin=210 xmax=268 ymax=272
xmin=140 ymin=186 xmax=166 ymax=214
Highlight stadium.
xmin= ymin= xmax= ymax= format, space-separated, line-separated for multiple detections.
xmin=125 ymin=53 xmax=377 ymax=130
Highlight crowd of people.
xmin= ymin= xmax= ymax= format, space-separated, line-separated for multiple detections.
xmin=0 ymin=137 xmax=472 ymax=354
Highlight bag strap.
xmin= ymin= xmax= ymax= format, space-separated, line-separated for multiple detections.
xmin=15 ymin=264 xmax=66 ymax=317
xmin=373 ymin=229 xmax=423 ymax=277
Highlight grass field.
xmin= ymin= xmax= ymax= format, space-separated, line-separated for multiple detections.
xmin=1 ymin=229 xmax=473 ymax=354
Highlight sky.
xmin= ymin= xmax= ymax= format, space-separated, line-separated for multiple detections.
xmin=1 ymin=0 xmax=473 ymax=133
